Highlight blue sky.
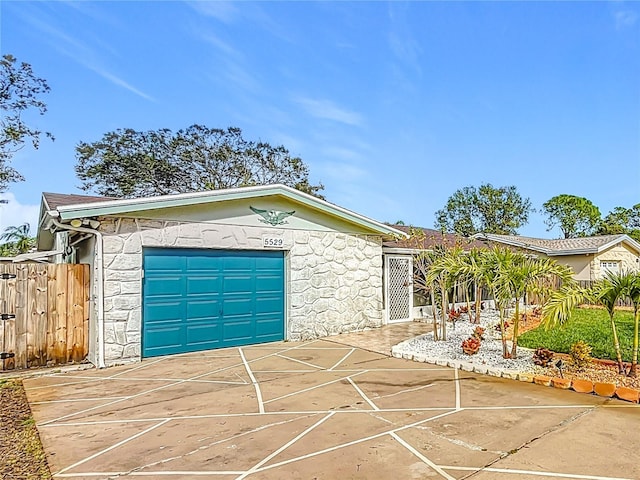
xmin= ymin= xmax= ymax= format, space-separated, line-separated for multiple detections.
xmin=1 ymin=1 xmax=639 ymax=238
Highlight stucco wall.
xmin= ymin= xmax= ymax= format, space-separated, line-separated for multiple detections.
xmin=550 ymin=254 xmax=592 ymax=281
xmin=592 ymin=244 xmax=640 ymax=279
xmin=98 ymin=217 xmax=384 ymax=364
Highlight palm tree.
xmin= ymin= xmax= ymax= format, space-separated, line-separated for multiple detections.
xmin=495 ymin=252 xmax=573 ymax=359
xmin=621 ymin=272 xmax=640 ymax=377
xmin=485 ymin=247 xmax=518 ymax=358
xmin=543 ymin=271 xmax=628 ymax=374
xmin=425 ymin=246 xmax=467 ymax=341
xmin=0 ymin=223 xmax=34 ymax=254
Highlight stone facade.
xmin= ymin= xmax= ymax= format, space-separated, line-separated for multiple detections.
xmin=591 ymin=244 xmax=640 ymax=279
xmin=97 ymin=217 xmax=383 ymax=363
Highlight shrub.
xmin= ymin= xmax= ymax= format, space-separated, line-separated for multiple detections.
xmin=533 ymin=347 xmax=554 ymax=367
xmin=472 ymin=326 xmax=485 ymax=340
xmin=462 ymin=337 xmax=481 ymax=355
xmin=459 ymin=305 xmax=469 ymax=314
xmin=494 ymin=320 xmax=510 ymax=333
xmin=569 ymin=341 xmax=592 ymax=370
xmin=448 ymin=308 xmax=461 ymax=322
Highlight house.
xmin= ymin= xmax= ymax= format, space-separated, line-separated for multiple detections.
xmin=472 ymin=233 xmax=640 ymax=281
xmin=36 ymin=185 xmax=406 ymax=367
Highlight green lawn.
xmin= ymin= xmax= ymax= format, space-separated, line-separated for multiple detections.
xmin=519 ymin=308 xmax=636 ymax=362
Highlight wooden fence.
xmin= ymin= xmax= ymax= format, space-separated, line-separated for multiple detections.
xmin=0 ymin=263 xmax=90 ymax=371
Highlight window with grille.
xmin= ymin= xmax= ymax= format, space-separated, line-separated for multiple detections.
xmin=600 ymin=261 xmax=619 ymax=277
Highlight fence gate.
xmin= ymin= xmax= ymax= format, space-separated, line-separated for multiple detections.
xmin=385 ymin=255 xmax=413 ymax=323
xmin=0 ymin=263 xmax=90 ymax=371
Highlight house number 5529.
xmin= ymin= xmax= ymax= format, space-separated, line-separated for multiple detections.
xmin=262 ymin=236 xmax=284 ymax=248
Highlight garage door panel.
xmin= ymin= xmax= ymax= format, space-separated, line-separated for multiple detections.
xmin=144 ymin=254 xmax=184 ymax=271
xmin=222 ymin=297 xmax=253 ymax=317
xmin=145 ymin=277 xmax=183 ymax=297
xmin=143 ymin=248 xmax=284 ymax=357
xmin=185 ymin=255 xmax=222 ymax=271
xmin=255 ymin=297 xmax=283 ymax=314
xmin=255 ymin=275 xmax=284 ymax=292
xmin=223 ymin=276 xmax=253 ymax=294
xmin=187 ymin=276 xmax=222 ymax=295
xmin=145 ymin=326 xmax=184 ymax=351
xmin=145 ymin=302 xmax=184 ymax=322
xmin=255 ymin=317 xmax=284 ymax=337
xmin=186 ymin=299 xmax=221 ymax=319
xmin=186 ymin=323 xmax=221 ymax=346
xmin=223 ymin=320 xmax=254 ymax=342
xmin=223 ymin=256 xmax=254 ymax=271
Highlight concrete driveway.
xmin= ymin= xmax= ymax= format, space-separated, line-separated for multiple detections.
xmin=24 ymin=339 xmax=640 ymax=480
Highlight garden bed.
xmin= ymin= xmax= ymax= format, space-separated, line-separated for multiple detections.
xmin=393 ymin=308 xmax=640 ymax=392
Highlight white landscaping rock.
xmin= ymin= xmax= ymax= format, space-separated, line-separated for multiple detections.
xmin=394 ymin=310 xmax=545 ymax=378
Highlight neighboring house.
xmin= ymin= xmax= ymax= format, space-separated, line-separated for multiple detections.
xmin=36 ymin=185 xmax=406 ymax=367
xmin=472 ymin=233 xmax=640 ymax=281
xmin=382 ymin=226 xmax=487 ymax=323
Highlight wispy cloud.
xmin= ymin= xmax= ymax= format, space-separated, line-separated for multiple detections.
xmin=319 ymin=161 xmax=368 ymax=182
xmin=614 ymin=10 xmax=638 ymax=30
xmin=387 ymin=3 xmax=422 ymax=76
xmin=187 ymin=1 xmax=239 ymax=23
xmin=200 ymin=32 xmax=242 ymax=57
xmin=17 ymin=4 xmax=154 ymax=102
xmin=293 ymin=96 xmax=364 ymax=126
xmin=88 ymin=67 xmax=155 ymax=101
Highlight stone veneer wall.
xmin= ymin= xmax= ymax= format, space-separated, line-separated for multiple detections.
xmin=98 ymin=217 xmax=383 ymax=363
xmin=591 ymin=244 xmax=640 ymax=279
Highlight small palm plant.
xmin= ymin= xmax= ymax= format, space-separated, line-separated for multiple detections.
xmin=543 ymin=271 xmax=631 ymax=375
xmin=0 ymin=223 xmax=35 ymax=254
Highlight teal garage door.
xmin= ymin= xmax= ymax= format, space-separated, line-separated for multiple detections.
xmin=142 ymin=248 xmax=285 ymax=357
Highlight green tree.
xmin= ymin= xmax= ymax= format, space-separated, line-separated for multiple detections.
xmin=0 ymin=54 xmax=53 ymax=192
xmin=435 ymin=183 xmax=532 ymax=236
xmin=75 ymin=125 xmax=324 ymax=199
xmin=542 ymin=194 xmax=601 ymax=238
xmin=598 ymin=204 xmax=640 ymax=242
xmin=0 ymin=223 xmax=35 ymax=254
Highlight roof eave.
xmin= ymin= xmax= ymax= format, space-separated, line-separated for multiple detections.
xmin=51 ymin=185 xmax=407 ymax=238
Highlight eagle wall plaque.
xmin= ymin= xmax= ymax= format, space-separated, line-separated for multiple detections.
xmin=250 ymin=206 xmax=296 ymax=226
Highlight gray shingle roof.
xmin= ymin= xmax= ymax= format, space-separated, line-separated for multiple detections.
xmin=383 ymin=225 xmax=487 ymax=251
xmin=43 ymin=192 xmax=117 ymax=211
xmin=475 ymin=233 xmax=637 ymax=255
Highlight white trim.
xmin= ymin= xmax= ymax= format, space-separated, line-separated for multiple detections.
xmin=48 ymin=184 xmax=407 ymax=238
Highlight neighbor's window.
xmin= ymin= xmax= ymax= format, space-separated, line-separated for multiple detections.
xmin=600 ymin=261 xmax=619 ymax=277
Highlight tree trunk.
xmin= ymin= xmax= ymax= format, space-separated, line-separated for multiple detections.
xmin=464 ymin=283 xmax=473 ymax=323
xmin=629 ymin=309 xmax=639 ymax=377
xmin=474 ymin=283 xmax=481 ymax=323
xmin=608 ymin=313 xmax=625 ymax=375
xmin=511 ymin=299 xmax=520 ymax=359
xmin=440 ymin=281 xmax=448 ymax=341
xmin=430 ymin=286 xmax=439 ymax=341
xmin=499 ymin=304 xmax=509 ymax=358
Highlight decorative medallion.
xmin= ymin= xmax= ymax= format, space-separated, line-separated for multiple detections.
xmin=250 ymin=206 xmax=296 ymax=226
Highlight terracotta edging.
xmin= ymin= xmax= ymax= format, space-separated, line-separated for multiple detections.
xmin=391 ymin=345 xmax=640 ymax=405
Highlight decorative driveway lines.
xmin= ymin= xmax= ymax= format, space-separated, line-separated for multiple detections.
xmin=23 ymin=340 xmax=640 ymax=480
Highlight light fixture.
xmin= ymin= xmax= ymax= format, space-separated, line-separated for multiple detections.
xmin=70 ymin=219 xmax=82 ymax=228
